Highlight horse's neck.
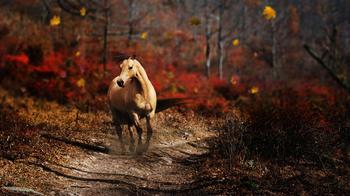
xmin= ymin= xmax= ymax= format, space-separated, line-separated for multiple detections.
xmin=135 ymin=66 xmax=151 ymax=100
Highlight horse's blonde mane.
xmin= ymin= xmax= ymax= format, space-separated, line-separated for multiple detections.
xmin=134 ymin=60 xmax=149 ymax=80
xmin=133 ymin=59 xmax=152 ymax=100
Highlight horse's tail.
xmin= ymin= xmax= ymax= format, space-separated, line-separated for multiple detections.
xmin=155 ymin=97 xmax=192 ymax=113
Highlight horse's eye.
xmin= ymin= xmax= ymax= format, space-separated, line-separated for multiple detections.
xmin=128 ymin=66 xmax=133 ymax=70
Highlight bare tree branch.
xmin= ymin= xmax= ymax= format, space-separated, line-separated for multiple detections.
xmin=41 ymin=0 xmax=52 ymax=17
xmin=57 ymin=0 xmax=81 ymax=16
xmin=304 ymin=44 xmax=350 ymax=93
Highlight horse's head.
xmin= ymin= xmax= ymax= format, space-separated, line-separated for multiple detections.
xmin=116 ymin=58 xmax=140 ymax=88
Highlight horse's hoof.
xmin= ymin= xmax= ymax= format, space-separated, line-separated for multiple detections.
xmin=136 ymin=145 xmax=145 ymax=155
xmin=129 ymin=144 xmax=135 ymax=153
xmin=120 ymin=147 xmax=126 ymax=155
xmin=136 ymin=144 xmax=150 ymax=155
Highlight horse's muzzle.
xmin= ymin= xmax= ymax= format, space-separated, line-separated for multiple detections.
xmin=117 ymin=79 xmax=125 ymax=87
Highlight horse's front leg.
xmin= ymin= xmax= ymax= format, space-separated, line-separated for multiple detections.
xmin=114 ymin=124 xmax=126 ymax=154
xmin=111 ymin=110 xmax=126 ymax=154
xmin=131 ymin=113 xmax=144 ymax=154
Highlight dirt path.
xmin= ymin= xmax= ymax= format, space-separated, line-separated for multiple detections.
xmin=40 ymin=117 xmax=216 ymax=195
xmin=0 ymin=90 xmax=219 ymax=195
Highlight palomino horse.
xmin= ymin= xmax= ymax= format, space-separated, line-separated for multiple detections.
xmin=107 ymin=58 xmax=157 ymax=154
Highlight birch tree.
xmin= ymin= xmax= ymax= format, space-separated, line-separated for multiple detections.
xmin=215 ymin=0 xmax=242 ymax=79
xmin=204 ymin=0 xmax=214 ymax=77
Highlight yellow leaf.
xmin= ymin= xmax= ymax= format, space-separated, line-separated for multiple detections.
xmin=167 ymin=71 xmax=174 ymax=79
xmin=80 ymin=7 xmax=87 ymax=16
xmin=230 ymin=75 xmax=239 ymax=86
xmin=250 ymin=86 xmax=259 ymax=94
xmin=140 ymin=32 xmax=148 ymax=40
xmin=164 ymin=32 xmax=173 ymax=40
xmin=77 ymin=78 xmax=85 ymax=88
xmin=189 ymin=17 xmax=201 ymax=26
xmin=50 ymin=15 xmax=61 ymax=26
xmin=75 ymin=51 xmax=80 ymax=57
xmin=232 ymin=39 xmax=240 ymax=46
xmin=263 ymin=6 xmax=277 ymax=20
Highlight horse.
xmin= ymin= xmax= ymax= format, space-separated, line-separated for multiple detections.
xmin=107 ymin=58 xmax=157 ymax=154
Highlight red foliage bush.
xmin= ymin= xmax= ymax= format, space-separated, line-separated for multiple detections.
xmin=4 ymin=54 xmax=29 ymax=65
xmin=229 ymin=81 xmax=349 ymax=162
xmin=0 ymin=40 xmax=233 ymax=112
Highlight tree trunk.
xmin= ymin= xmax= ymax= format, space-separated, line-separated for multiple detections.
xmin=102 ymin=0 xmax=109 ymax=77
xmin=217 ymin=0 xmax=224 ymax=79
xmin=205 ymin=33 xmax=211 ymax=78
xmin=41 ymin=0 xmax=51 ymax=23
xmin=272 ymin=20 xmax=279 ymax=79
xmin=218 ymin=41 xmax=224 ymax=79
xmin=127 ymin=0 xmax=135 ymax=46
xmin=241 ymin=2 xmax=247 ymax=43
xmin=204 ymin=0 xmax=211 ymax=78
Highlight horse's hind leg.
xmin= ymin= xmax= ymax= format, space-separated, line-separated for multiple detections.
xmin=128 ymin=125 xmax=135 ymax=152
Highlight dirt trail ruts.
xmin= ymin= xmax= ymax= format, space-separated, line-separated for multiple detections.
xmin=40 ymin=120 xmax=215 ymax=195
xmin=0 ymin=90 xmax=218 ymax=195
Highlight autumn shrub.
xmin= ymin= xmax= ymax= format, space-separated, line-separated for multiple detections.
xmin=244 ymin=92 xmax=325 ymax=162
xmin=216 ymin=117 xmax=249 ymax=170
xmin=0 ymin=24 xmax=9 ymax=40
xmin=25 ymin=44 xmax=44 ymax=65
xmin=217 ymin=82 xmax=347 ymax=166
xmin=1 ymin=51 xmax=100 ymax=107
